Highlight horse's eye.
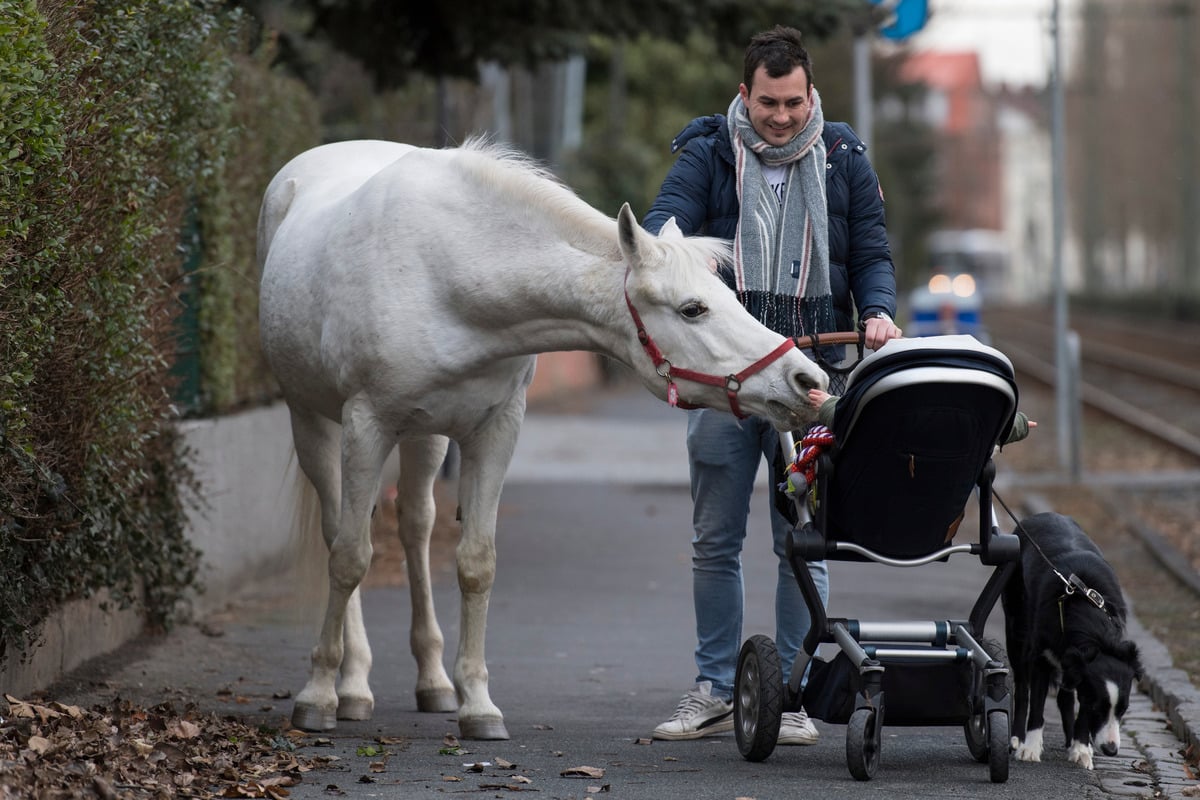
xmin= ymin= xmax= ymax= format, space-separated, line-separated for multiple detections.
xmin=680 ymin=301 xmax=707 ymax=319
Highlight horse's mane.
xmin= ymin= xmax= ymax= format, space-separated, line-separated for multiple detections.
xmin=448 ymin=137 xmax=731 ymax=273
xmin=451 ymin=138 xmax=622 ymax=260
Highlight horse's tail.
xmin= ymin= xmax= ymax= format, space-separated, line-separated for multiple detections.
xmin=256 ymin=176 xmax=298 ymax=272
xmin=278 ymin=450 xmax=330 ymax=629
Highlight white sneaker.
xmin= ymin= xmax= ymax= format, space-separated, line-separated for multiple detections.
xmin=777 ymin=708 xmax=819 ymax=745
xmin=652 ymin=681 xmax=734 ymax=740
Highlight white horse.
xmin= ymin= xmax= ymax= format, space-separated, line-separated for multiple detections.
xmin=257 ymin=138 xmax=828 ymax=740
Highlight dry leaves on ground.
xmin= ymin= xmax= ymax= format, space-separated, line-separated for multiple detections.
xmin=0 ymin=694 xmax=323 ymax=799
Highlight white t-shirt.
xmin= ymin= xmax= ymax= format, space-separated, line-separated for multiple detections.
xmin=762 ymin=164 xmax=786 ymax=205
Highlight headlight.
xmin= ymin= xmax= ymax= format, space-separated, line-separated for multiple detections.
xmin=928 ymin=273 xmax=952 ymax=294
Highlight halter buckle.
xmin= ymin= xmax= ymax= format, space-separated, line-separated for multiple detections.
xmin=725 ymin=375 xmax=742 ymax=393
xmin=656 ymin=359 xmax=672 ymax=379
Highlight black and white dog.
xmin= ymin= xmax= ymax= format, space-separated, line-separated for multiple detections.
xmin=1002 ymin=512 xmax=1142 ymax=770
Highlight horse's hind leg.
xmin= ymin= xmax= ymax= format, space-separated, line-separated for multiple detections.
xmin=395 ymin=435 xmax=456 ymax=712
xmin=289 ymin=400 xmax=391 ymax=730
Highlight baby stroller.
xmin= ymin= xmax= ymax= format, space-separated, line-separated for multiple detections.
xmin=734 ymin=334 xmax=1022 ymax=782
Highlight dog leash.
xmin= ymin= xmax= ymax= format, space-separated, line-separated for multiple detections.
xmin=992 ymin=490 xmax=1110 ymax=618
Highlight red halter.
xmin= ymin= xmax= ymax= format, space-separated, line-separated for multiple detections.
xmin=623 ymin=284 xmax=799 ymax=419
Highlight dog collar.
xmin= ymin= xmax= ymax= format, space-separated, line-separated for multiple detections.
xmin=1065 ymin=573 xmax=1107 ymax=611
xmin=1056 ymin=573 xmax=1114 ymax=631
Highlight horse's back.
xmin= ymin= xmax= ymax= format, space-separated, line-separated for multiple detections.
xmin=257 ymin=140 xmax=417 ymax=268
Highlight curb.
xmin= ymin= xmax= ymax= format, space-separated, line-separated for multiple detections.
xmin=1021 ymin=493 xmax=1200 ymax=761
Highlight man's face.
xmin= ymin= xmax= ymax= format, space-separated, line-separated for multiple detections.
xmin=738 ymin=65 xmax=812 ymax=147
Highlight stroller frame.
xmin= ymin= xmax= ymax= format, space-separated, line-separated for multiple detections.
xmin=734 ymin=334 xmax=1022 ymax=782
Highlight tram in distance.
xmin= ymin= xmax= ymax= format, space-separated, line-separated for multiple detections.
xmin=907 ymin=229 xmax=1010 ymax=342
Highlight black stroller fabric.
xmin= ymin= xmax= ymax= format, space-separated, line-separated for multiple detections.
xmin=824 ymin=341 xmax=1017 ymax=559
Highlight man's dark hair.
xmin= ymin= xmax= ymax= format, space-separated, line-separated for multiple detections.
xmin=743 ymin=25 xmax=813 ymax=90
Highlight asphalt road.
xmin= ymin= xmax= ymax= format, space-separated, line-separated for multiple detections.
xmin=50 ymin=378 xmax=1185 ymax=799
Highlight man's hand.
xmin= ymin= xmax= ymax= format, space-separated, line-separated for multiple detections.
xmin=863 ymin=315 xmax=902 ymax=350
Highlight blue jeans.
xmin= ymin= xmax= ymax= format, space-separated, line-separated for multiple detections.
xmin=687 ymin=407 xmax=830 ymax=700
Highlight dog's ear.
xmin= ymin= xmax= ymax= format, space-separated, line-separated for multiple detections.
xmin=1119 ymin=640 xmax=1143 ymax=679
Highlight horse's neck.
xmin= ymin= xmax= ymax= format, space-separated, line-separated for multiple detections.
xmin=468 ymin=246 xmax=632 ymax=361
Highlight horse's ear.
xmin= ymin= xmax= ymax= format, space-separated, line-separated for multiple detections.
xmin=617 ymin=202 xmax=646 ymax=267
xmin=658 ymin=216 xmax=683 ymax=240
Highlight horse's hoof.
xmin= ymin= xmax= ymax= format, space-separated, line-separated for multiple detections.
xmin=336 ymin=696 xmax=374 ymax=721
xmin=292 ymin=702 xmax=337 ymax=732
xmin=459 ymin=716 xmax=510 ymax=740
xmin=416 ymin=688 xmax=458 ymax=713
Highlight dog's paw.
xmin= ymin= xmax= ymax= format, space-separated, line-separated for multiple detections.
xmin=1013 ymin=728 xmax=1043 ymax=762
xmin=1067 ymin=741 xmax=1094 ymax=770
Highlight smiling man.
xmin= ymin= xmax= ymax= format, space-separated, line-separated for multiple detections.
xmin=642 ymin=25 xmax=900 ymax=746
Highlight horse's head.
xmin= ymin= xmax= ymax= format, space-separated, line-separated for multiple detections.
xmin=616 ymin=204 xmax=828 ymax=430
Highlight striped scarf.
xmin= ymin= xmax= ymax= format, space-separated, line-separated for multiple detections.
xmin=727 ymin=88 xmax=834 ymax=337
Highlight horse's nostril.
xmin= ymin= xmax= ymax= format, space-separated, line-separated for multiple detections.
xmin=794 ymin=371 xmax=823 ymax=394
xmin=1101 ymin=743 xmax=1118 ymax=756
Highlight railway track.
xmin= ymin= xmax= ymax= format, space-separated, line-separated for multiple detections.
xmin=978 ymin=303 xmax=1200 ymax=681
xmin=985 ymin=304 xmax=1200 ymax=463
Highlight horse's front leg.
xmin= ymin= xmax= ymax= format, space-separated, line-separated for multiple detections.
xmin=452 ymin=399 xmax=526 ymax=740
xmin=294 ymin=399 xmax=392 ymax=730
xmin=396 ymin=436 xmax=457 ymax=712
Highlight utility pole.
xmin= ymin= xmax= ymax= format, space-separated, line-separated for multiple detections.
xmin=854 ymin=19 xmax=873 ymax=148
xmin=1051 ymin=0 xmax=1081 ymax=480
xmin=1179 ymin=0 xmax=1198 ymax=293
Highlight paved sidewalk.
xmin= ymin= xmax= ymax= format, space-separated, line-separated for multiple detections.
xmin=516 ymin=381 xmax=1200 ymax=799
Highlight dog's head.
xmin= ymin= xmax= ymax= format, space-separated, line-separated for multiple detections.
xmin=1061 ymin=639 xmax=1142 ymax=756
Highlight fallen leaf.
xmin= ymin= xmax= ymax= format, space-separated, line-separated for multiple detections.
xmin=586 ymin=784 xmax=611 ymax=793
xmin=26 ymin=735 xmax=51 ymax=755
xmin=465 ymin=761 xmax=490 ymax=772
xmin=495 ymin=756 xmax=515 ymax=768
xmin=1180 ymin=787 xmax=1200 ymax=798
xmin=511 ymin=775 xmax=532 ymax=784
xmin=169 ymin=719 xmax=202 ymax=739
xmin=635 ymin=738 xmax=652 ymax=745
xmin=561 ymin=766 xmax=605 ymax=779
xmin=51 ymin=702 xmax=84 ymax=719
xmin=443 ymin=775 xmax=463 ymax=782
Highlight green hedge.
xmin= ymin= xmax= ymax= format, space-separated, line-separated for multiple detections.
xmin=0 ymin=0 xmax=319 ymax=661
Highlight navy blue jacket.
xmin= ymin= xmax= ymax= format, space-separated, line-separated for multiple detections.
xmin=643 ymin=115 xmax=896 ymax=332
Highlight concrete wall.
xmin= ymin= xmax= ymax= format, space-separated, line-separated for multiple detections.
xmin=0 ymin=352 xmax=603 ymax=697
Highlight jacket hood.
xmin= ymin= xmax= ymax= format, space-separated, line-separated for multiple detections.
xmin=670 ymin=114 xmax=726 ymax=154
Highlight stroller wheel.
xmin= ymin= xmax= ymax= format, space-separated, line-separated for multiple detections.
xmin=964 ymin=706 xmax=988 ymax=763
xmin=964 ymin=637 xmax=1009 ymax=762
xmin=987 ymin=710 xmax=1010 ymax=783
xmin=734 ymin=635 xmax=783 ymax=762
xmin=846 ymin=707 xmax=880 ymax=781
